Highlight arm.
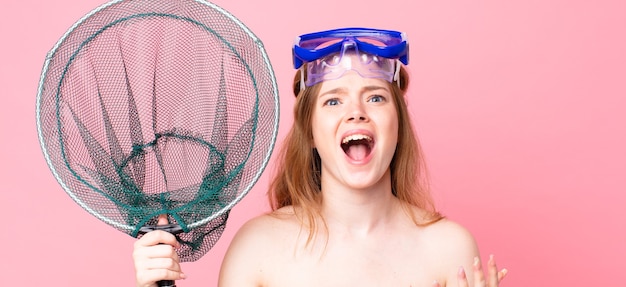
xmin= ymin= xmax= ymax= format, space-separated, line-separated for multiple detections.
xmin=218 ymin=216 xmax=272 ymax=287
xmin=444 ymin=221 xmax=481 ymax=285
xmin=428 ymin=219 xmax=508 ymax=286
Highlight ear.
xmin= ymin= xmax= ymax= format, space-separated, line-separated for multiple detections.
xmin=398 ymin=66 xmax=410 ymax=94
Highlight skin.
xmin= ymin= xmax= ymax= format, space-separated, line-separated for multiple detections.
xmin=133 ymin=69 xmax=508 ymax=287
xmin=133 ymin=215 xmax=185 ymax=287
xmin=217 ymin=72 xmax=507 ymax=286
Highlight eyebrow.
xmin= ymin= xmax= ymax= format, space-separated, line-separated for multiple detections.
xmin=319 ymin=85 xmax=390 ymax=98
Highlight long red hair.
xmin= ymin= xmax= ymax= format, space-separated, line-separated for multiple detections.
xmin=268 ymin=66 xmax=442 ymax=242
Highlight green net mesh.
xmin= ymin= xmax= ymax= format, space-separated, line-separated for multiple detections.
xmin=36 ymin=0 xmax=278 ymax=262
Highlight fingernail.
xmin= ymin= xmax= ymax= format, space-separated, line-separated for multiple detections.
xmin=501 ymin=268 xmax=508 ymax=276
xmin=432 ymin=280 xmax=440 ymax=287
xmin=180 ymin=273 xmax=187 ymax=279
xmin=458 ymin=267 xmax=466 ymax=278
xmin=474 ymin=257 xmax=480 ymax=268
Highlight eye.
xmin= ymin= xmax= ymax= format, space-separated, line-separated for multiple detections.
xmin=368 ymin=95 xmax=386 ymax=103
xmin=324 ymin=98 xmax=340 ymax=106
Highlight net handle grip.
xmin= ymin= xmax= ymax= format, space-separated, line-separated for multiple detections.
xmin=139 ymin=224 xmax=183 ymax=287
xmin=157 ymin=280 xmax=176 ymax=287
xmin=138 ymin=224 xmax=184 ymax=234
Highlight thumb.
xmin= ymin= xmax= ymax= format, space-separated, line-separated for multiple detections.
xmin=157 ymin=214 xmax=169 ymax=225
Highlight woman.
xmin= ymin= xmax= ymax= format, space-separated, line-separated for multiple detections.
xmin=134 ymin=27 xmax=507 ymax=287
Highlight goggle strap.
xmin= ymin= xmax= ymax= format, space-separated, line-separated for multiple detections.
xmin=394 ymin=59 xmax=401 ymax=88
xmin=300 ymin=67 xmax=306 ymax=93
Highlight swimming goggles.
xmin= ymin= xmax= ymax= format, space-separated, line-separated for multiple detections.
xmin=293 ymin=27 xmax=409 ymax=87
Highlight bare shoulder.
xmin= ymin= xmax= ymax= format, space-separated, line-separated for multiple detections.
xmin=218 ymin=207 xmax=301 ymax=287
xmin=416 ymin=215 xmax=481 ymax=282
xmin=403 ymin=205 xmax=477 ymax=249
xmin=224 ymin=206 xmax=300 ymax=257
xmin=234 ymin=206 xmax=300 ymax=241
xmin=425 ymin=217 xmax=477 ymax=242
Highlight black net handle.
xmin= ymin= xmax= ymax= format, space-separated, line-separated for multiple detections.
xmin=139 ymin=224 xmax=184 ymax=286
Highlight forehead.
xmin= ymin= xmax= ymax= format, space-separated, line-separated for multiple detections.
xmin=317 ymin=71 xmax=391 ymax=95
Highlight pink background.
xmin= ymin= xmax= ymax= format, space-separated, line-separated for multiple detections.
xmin=1 ymin=0 xmax=624 ymax=286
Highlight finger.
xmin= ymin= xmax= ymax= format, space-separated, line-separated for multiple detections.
xmin=473 ymin=257 xmax=486 ymax=287
xmin=157 ymin=214 xmax=169 ymax=225
xmin=136 ymin=267 xmax=187 ymax=284
xmin=133 ymin=244 xmax=180 ymax=270
xmin=487 ymin=254 xmax=499 ymax=286
xmin=134 ymin=254 xmax=186 ymax=286
xmin=144 ymin=257 xmax=181 ymax=272
xmin=148 ymin=244 xmax=179 ymax=260
xmin=498 ymin=268 xmax=508 ymax=282
xmin=135 ymin=230 xmax=181 ymax=248
xmin=457 ymin=267 xmax=469 ymax=287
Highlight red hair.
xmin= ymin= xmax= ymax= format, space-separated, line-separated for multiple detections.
xmin=268 ymin=67 xmax=442 ymax=243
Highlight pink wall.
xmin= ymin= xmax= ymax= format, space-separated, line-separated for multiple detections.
xmin=1 ymin=0 xmax=624 ymax=286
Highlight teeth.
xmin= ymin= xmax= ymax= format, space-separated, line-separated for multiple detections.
xmin=342 ymin=134 xmax=372 ymax=144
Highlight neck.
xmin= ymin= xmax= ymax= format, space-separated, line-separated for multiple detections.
xmin=319 ymin=171 xmax=401 ymax=236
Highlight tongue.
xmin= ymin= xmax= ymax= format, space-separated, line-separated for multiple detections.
xmin=346 ymin=144 xmax=369 ymax=161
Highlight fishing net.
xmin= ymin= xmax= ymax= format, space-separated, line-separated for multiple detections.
xmin=36 ymin=0 xmax=279 ymax=265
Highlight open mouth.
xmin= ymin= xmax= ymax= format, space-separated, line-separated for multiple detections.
xmin=341 ymin=134 xmax=373 ymax=161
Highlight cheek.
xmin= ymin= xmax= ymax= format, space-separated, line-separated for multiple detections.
xmin=311 ymin=113 xmax=341 ymax=152
xmin=379 ymin=110 xmax=399 ymax=132
xmin=390 ymin=123 xmax=400 ymax=148
xmin=378 ymin=115 xmax=400 ymax=149
xmin=310 ymin=115 xmax=327 ymax=147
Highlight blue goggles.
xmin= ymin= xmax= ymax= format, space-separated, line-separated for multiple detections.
xmin=292 ymin=27 xmax=409 ymax=69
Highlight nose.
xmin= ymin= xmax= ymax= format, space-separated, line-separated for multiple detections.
xmin=348 ymin=114 xmax=367 ymax=122
xmin=345 ymin=101 xmax=368 ymax=123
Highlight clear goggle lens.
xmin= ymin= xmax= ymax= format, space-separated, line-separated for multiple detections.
xmin=303 ymin=40 xmax=399 ymax=87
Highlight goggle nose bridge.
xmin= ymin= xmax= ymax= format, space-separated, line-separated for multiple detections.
xmin=338 ymin=38 xmax=358 ymax=60
xmin=336 ymin=38 xmax=378 ymax=66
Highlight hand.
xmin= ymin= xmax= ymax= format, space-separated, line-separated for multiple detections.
xmin=133 ymin=215 xmax=186 ymax=287
xmin=433 ymin=254 xmax=508 ymax=287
